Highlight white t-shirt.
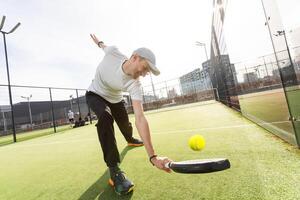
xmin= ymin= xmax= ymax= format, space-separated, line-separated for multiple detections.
xmin=68 ymin=111 xmax=74 ymax=119
xmin=88 ymin=46 xmax=143 ymax=103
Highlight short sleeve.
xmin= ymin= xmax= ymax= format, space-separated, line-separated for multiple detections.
xmin=103 ymin=46 xmax=117 ymax=54
xmin=127 ymin=80 xmax=143 ymax=102
xmin=104 ymin=46 xmax=127 ymax=59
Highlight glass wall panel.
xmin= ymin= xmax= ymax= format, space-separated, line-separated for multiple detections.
xmin=222 ymin=0 xmax=298 ymax=145
xmin=265 ymin=0 xmax=300 ymax=145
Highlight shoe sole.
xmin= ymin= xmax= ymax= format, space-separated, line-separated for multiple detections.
xmin=127 ymin=143 xmax=144 ymax=147
xmin=108 ymin=178 xmax=135 ymax=195
xmin=108 ymin=178 xmax=114 ymax=186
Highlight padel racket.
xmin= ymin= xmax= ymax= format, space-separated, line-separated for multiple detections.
xmin=165 ymin=158 xmax=230 ymax=174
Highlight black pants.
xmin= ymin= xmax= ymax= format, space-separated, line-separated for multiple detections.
xmin=85 ymin=91 xmax=133 ymax=167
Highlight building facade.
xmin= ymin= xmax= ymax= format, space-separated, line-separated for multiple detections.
xmin=179 ymin=68 xmax=211 ymax=95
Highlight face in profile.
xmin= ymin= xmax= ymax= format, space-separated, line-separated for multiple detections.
xmin=131 ymin=55 xmax=151 ymax=79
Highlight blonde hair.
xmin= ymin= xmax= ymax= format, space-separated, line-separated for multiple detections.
xmin=142 ymin=58 xmax=151 ymax=67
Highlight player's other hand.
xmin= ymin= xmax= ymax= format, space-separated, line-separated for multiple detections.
xmin=90 ymin=34 xmax=100 ymax=45
xmin=151 ymin=156 xmax=172 ymax=173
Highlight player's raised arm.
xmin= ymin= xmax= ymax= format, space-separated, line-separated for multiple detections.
xmin=90 ymin=34 xmax=107 ymax=49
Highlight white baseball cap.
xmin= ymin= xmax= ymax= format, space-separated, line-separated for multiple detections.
xmin=133 ymin=47 xmax=160 ymax=76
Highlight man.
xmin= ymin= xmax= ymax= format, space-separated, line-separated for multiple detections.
xmin=67 ymin=110 xmax=74 ymax=127
xmin=86 ymin=34 xmax=171 ymax=195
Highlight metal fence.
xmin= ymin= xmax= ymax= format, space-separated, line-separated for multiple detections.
xmin=126 ymin=76 xmax=217 ymax=113
xmin=212 ymin=47 xmax=300 ymax=146
xmin=0 ymin=74 xmax=217 ymax=144
xmin=0 ymin=85 xmax=91 ymax=140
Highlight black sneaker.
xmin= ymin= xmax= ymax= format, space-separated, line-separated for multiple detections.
xmin=127 ymin=137 xmax=144 ymax=147
xmin=108 ymin=171 xmax=135 ymax=195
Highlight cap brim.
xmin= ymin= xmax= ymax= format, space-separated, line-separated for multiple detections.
xmin=148 ymin=61 xmax=160 ymax=76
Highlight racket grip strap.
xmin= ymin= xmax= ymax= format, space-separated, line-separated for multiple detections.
xmin=149 ymin=154 xmax=157 ymax=166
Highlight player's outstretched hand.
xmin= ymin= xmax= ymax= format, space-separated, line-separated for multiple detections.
xmin=90 ymin=34 xmax=100 ymax=46
xmin=151 ymin=156 xmax=172 ymax=173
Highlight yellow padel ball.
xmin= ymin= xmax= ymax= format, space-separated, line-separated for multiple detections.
xmin=189 ymin=135 xmax=206 ymax=151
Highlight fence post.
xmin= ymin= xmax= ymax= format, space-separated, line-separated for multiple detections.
xmin=85 ymin=94 xmax=92 ymax=124
xmin=49 ymin=88 xmax=56 ymax=133
xmin=214 ymin=88 xmax=220 ymax=101
xmin=76 ymin=89 xmax=81 ymax=119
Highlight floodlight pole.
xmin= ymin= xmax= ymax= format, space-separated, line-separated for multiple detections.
xmin=69 ymin=95 xmax=73 ymax=111
xmin=150 ymin=73 xmax=157 ymax=101
xmin=274 ymin=30 xmax=296 ymax=79
xmin=0 ymin=16 xmax=21 ymax=142
xmin=195 ymin=41 xmax=213 ymax=91
xmin=21 ymin=95 xmax=33 ymax=130
xmin=261 ymin=56 xmax=269 ymax=77
xmin=196 ymin=41 xmax=209 ymax=61
xmin=2 ymin=33 xmax=16 ymax=140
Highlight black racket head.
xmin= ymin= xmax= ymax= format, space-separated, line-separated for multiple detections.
xmin=169 ymin=158 xmax=230 ymax=174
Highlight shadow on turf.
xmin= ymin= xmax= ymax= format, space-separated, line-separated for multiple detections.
xmin=78 ymin=146 xmax=136 ymax=200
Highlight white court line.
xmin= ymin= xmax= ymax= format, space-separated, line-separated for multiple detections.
xmin=2 ymin=138 xmax=96 ymax=148
xmin=3 ymin=120 xmax=290 ymax=148
xmin=151 ymin=120 xmax=290 ymax=135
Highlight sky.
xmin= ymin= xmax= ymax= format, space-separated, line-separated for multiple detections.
xmin=0 ymin=0 xmax=212 ymax=88
xmin=0 ymin=0 xmax=300 ymax=104
xmin=224 ymin=0 xmax=300 ymax=64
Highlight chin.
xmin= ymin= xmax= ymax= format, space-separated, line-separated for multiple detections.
xmin=132 ymin=74 xmax=140 ymax=79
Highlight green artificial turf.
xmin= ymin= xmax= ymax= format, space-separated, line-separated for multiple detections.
xmin=0 ymin=101 xmax=299 ymax=200
xmin=239 ymin=88 xmax=300 ymax=134
xmin=0 ymin=125 xmax=72 ymax=147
